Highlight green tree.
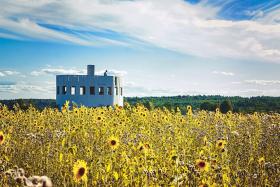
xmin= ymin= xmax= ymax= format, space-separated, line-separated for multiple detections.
xmin=220 ymin=100 xmax=233 ymax=114
xmin=200 ymin=101 xmax=216 ymax=111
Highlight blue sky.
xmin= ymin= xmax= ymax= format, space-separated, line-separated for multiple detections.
xmin=0 ymin=0 xmax=280 ymax=99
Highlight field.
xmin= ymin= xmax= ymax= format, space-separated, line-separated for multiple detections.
xmin=0 ymin=102 xmax=279 ymax=187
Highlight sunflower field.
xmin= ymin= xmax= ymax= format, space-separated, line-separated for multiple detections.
xmin=0 ymin=102 xmax=279 ymax=187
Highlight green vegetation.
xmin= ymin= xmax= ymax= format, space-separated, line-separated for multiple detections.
xmin=1 ymin=95 xmax=280 ymax=113
xmin=0 ymin=99 xmax=56 ymax=110
xmin=125 ymin=95 xmax=280 ymax=114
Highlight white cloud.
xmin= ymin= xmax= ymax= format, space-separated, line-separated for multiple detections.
xmin=244 ymin=80 xmax=280 ymax=86
xmin=0 ymin=70 xmax=20 ymax=76
xmin=212 ymin=71 xmax=235 ymax=76
xmin=96 ymin=69 xmax=127 ymax=77
xmin=41 ymin=68 xmax=86 ymax=75
xmin=245 ymin=10 xmax=264 ymax=18
xmin=0 ymin=81 xmax=54 ymax=94
xmin=3 ymin=70 xmax=20 ymax=75
xmin=0 ymin=0 xmax=279 ymax=62
xmin=31 ymin=68 xmax=86 ymax=76
xmin=30 ymin=71 xmax=42 ymax=76
xmin=31 ymin=67 xmax=127 ymax=77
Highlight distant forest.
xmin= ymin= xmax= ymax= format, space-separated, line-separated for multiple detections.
xmin=1 ymin=95 xmax=280 ymax=113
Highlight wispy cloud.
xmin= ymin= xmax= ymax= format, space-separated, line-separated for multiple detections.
xmin=244 ymin=79 xmax=280 ymax=86
xmin=212 ymin=71 xmax=235 ymax=76
xmin=0 ymin=70 xmax=20 ymax=77
xmin=31 ymin=67 xmax=127 ymax=77
xmin=0 ymin=81 xmax=54 ymax=94
xmin=96 ymin=69 xmax=127 ymax=77
xmin=0 ymin=81 xmax=17 ymax=85
xmin=0 ymin=0 xmax=279 ymax=62
xmin=31 ymin=68 xmax=86 ymax=76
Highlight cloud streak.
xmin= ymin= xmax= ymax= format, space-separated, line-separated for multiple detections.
xmin=244 ymin=80 xmax=280 ymax=86
xmin=31 ymin=67 xmax=127 ymax=77
xmin=31 ymin=68 xmax=86 ymax=76
xmin=0 ymin=81 xmax=55 ymax=94
xmin=212 ymin=71 xmax=235 ymax=76
xmin=0 ymin=0 xmax=279 ymax=62
xmin=0 ymin=70 xmax=20 ymax=77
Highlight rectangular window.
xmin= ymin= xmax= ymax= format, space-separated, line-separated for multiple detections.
xmin=99 ymin=87 xmax=104 ymax=95
xmin=71 ymin=86 xmax=76 ymax=95
xmin=120 ymin=87 xmax=123 ymax=96
xmin=115 ymin=77 xmax=118 ymax=85
xmin=90 ymin=86 xmax=95 ymax=95
xmin=107 ymin=87 xmax=112 ymax=95
xmin=62 ymin=86 xmax=67 ymax=95
xmin=57 ymin=86 xmax=60 ymax=95
xmin=115 ymin=87 xmax=118 ymax=95
xmin=80 ymin=86 xmax=86 ymax=95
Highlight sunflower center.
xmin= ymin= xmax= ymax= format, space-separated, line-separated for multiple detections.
xmin=111 ymin=140 xmax=116 ymax=146
xmin=198 ymin=161 xmax=206 ymax=168
xmin=218 ymin=142 xmax=223 ymax=146
xmin=77 ymin=167 xmax=85 ymax=177
xmin=172 ymin=155 xmax=177 ymax=161
xmin=97 ymin=117 xmax=101 ymax=120
xmin=0 ymin=135 xmax=3 ymax=142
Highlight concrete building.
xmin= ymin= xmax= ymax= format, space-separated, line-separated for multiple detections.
xmin=56 ymin=65 xmax=123 ymax=108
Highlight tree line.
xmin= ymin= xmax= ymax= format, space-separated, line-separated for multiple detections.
xmin=1 ymin=95 xmax=280 ymax=113
xmin=125 ymin=95 xmax=280 ymax=114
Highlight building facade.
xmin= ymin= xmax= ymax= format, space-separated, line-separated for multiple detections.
xmin=56 ymin=65 xmax=123 ymax=108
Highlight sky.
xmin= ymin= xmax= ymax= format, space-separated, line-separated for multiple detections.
xmin=0 ymin=0 xmax=280 ymax=99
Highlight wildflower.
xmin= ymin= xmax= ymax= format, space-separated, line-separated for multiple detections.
xmin=196 ymin=159 xmax=209 ymax=172
xmin=73 ymin=160 xmax=88 ymax=183
xmin=0 ymin=131 xmax=5 ymax=145
xmin=108 ymin=136 xmax=119 ymax=150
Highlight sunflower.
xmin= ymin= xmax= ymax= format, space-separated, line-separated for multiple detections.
xmin=203 ymin=136 xmax=207 ymax=146
xmin=258 ymin=157 xmax=265 ymax=165
xmin=108 ymin=136 xmax=119 ymax=150
xmin=73 ymin=160 xmax=88 ymax=183
xmin=96 ymin=116 xmax=103 ymax=121
xmin=138 ymin=142 xmax=150 ymax=154
xmin=170 ymin=150 xmax=178 ymax=161
xmin=73 ymin=108 xmax=79 ymax=114
xmin=216 ymin=139 xmax=226 ymax=150
xmin=196 ymin=159 xmax=209 ymax=172
xmin=144 ymin=143 xmax=150 ymax=149
xmin=0 ymin=131 xmax=4 ymax=145
xmin=199 ymin=182 xmax=209 ymax=187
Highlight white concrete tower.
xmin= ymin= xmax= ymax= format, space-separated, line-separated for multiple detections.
xmin=56 ymin=65 xmax=123 ymax=108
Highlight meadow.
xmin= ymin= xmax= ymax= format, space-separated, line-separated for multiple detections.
xmin=0 ymin=102 xmax=279 ymax=186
